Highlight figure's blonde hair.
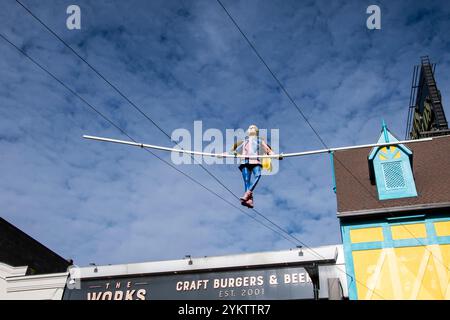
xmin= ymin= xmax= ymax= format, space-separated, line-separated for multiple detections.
xmin=248 ymin=124 xmax=259 ymax=135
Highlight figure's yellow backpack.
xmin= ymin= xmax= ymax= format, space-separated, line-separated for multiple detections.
xmin=262 ymin=158 xmax=272 ymax=172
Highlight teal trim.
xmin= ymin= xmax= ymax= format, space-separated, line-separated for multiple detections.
xmin=344 ymin=221 xmax=386 ymax=228
xmin=382 ymin=224 xmax=392 ymax=247
xmin=387 ymin=219 xmax=427 ymax=226
xmin=329 ymin=151 xmax=336 ymax=194
xmin=340 ymin=225 xmax=358 ymax=300
xmin=392 ymin=238 xmax=430 ymax=247
xmin=350 ymin=238 xmax=450 ymax=251
xmin=368 ymin=129 xmax=412 ymax=161
xmin=425 ymin=220 xmax=437 ymax=238
xmin=351 ymin=242 xmax=384 ymax=251
xmin=382 ymin=119 xmax=389 ymax=144
xmin=344 ymin=219 xmax=450 ymax=250
xmin=436 ymin=236 xmax=450 ymax=245
xmin=387 ymin=214 xmax=425 ymax=221
xmin=350 ymin=237 xmax=450 ymax=251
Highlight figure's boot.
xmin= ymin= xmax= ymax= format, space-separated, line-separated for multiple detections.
xmin=242 ymin=192 xmax=254 ymax=208
xmin=244 ymin=197 xmax=254 ymax=208
xmin=240 ymin=190 xmax=252 ymax=202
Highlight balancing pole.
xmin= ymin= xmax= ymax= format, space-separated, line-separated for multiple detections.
xmin=83 ymin=135 xmax=432 ymax=159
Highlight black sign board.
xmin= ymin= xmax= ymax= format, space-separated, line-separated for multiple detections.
xmin=63 ymin=265 xmax=315 ymax=300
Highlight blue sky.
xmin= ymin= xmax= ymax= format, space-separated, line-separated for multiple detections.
xmin=1 ymin=0 xmax=449 ymax=266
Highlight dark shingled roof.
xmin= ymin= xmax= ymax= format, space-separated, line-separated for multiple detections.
xmin=334 ymin=135 xmax=450 ymax=217
xmin=0 ymin=217 xmax=71 ymax=275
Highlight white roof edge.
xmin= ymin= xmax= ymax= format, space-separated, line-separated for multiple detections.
xmin=0 ymin=262 xmax=28 ymax=277
xmin=6 ymin=271 xmax=69 ymax=281
xmin=6 ymin=272 xmax=69 ymax=292
xmin=76 ymin=245 xmax=344 ymax=279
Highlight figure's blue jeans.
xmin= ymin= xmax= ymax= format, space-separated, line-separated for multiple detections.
xmin=240 ymin=164 xmax=262 ymax=192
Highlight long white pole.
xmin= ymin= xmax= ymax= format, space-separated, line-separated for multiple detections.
xmin=83 ymin=135 xmax=432 ymax=159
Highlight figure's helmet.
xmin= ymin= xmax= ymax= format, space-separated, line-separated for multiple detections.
xmin=247 ymin=124 xmax=259 ymax=136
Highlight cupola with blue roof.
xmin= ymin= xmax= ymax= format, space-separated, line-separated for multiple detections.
xmin=368 ymin=121 xmax=418 ymax=200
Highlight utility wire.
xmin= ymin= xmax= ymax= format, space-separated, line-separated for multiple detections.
xmin=215 ymin=0 xmax=328 ymax=149
xmin=8 ymin=1 xmax=384 ymax=299
xmin=16 ymin=0 xmax=381 ymax=296
xmin=218 ymin=2 xmax=390 ymax=297
xmin=3 ymin=27 xmax=374 ymax=297
xmin=216 ymin=0 xmax=450 ymax=296
xmin=14 ymin=0 xmax=312 ymax=249
xmin=215 ymin=0 xmax=390 ymax=211
xmin=13 ymin=0 xmax=416 ymax=297
xmin=216 ymin=0 xmax=450 ymax=272
xmin=0 ymin=32 xmax=300 ymax=248
xmin=13 ymin=3 xmax=362 ymax=292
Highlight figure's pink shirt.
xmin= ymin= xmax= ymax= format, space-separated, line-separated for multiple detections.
xmin=240 ymin=137 xmax=273 ymax=165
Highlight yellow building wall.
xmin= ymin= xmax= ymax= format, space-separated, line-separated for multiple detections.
xmin=435 ymin=221 xmax=450 ymax=237
xmin=350 ymin=227 xmax=384 ymax=243
xmin=391 ymin=223 xmax=427 ymax=240
xmin=352 ymin=245 xmax=450 ymax=299
xmin=345 ymin=221 xmax=450 ymax=300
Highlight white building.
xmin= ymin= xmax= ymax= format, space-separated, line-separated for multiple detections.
xmin=1 ymin=243 xmax=348 ymax=300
